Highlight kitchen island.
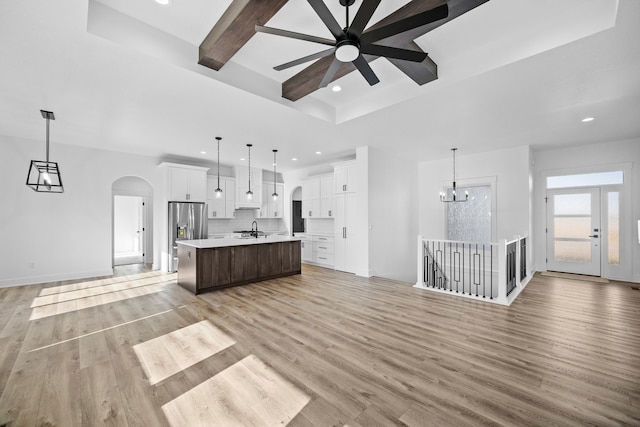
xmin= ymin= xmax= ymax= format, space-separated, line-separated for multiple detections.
xmin=176 ymin=235 xmax=301 ymax=294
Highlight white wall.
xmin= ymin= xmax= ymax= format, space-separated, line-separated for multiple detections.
xmin=533 ymin=138 xmax=640 ymax=282
xmin=368 ymin=147 xmax=419 ymax=283
xmin=419 ymin=145 xmax=532 ymax=241
xmin=0 ymin=135 xmax=165 ymax=287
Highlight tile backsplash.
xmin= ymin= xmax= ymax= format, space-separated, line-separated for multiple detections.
xmin=208 ymin=209 xmax=286 ymax=234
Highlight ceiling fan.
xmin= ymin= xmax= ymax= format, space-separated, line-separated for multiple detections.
xmin=255 ymin=0 xmax=449 ymax=88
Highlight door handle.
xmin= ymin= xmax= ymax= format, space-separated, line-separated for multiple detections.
xmin=588 ymin=235 xmax=599 ymax=238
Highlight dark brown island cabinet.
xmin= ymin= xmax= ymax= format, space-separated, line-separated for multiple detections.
xmin=176 ymin=237 xmax=301 ymax=294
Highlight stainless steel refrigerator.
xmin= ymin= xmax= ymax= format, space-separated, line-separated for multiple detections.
xmin=168 ymin=201 xmax=208 ymax=272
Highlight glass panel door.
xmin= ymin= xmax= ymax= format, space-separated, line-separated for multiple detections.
xmin=546 ymin=188 xmax=601 ymax=276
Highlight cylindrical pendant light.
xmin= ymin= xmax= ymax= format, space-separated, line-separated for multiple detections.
xmin=272 ymin=149 xmax=278 ymax=201
xmin=214 ymin=136 xmax=223 ymax=199
xmin=246 ymin=143 xmax=253 ymax=200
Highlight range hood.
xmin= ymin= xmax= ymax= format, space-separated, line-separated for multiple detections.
xmin=234 ymin=165 xmax=262 ymax=210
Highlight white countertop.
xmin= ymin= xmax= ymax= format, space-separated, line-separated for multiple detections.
xmin=177 ymin=235 xmax=301 ymax=249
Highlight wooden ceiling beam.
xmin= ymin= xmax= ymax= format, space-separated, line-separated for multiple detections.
xmin=199 ymin=0 xmax=289 ymax=71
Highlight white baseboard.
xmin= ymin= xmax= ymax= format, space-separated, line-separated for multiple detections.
xmin=0 ymin=268 xmax=114 ymax=289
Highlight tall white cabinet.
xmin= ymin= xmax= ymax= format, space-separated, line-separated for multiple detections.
xmin=334 ymin=161 xmax=358 ymax=273
xmin=334 ymin=162 xmax=357 ymax=194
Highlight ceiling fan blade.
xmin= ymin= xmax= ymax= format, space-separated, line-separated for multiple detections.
xmin=361 ymin=4 xmax=449 ymax=45
xmin=360 ymin=44 xmax=428 ymax=62
xmin=347 ymin=0 xmax=381 ymax=40
xmin=319 ymin=57 xmax=343 ymax=88
xmin=352 ymin=55 xmax=380 ymax=86
xmin=255 ymin=25 xmax=336 ymax=46
xmin=307 ymin=0 xmax=345 ymax=40
xmin=274 ymin=48 xmax=336 ymax=71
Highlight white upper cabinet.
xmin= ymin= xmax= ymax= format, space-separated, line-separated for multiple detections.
xmin=235 ymin=166 xmax=262 ymax=209
xmin=302 ymin=177 xmax=321 ymax=218
xmin=259 ymin=182 xmax=284 ymax=218
xmin=207 ymin=177 xmax=235 ymax=219
xmin=224 ymin=179 xmax=236 ymax=218
xmin=334 ymin=161 xmax=357 ymax=194
xmin=320 ymin=173 xmax=334 ymax=218
xmin=160 ymin=163 xmax=209 ymax=202
xmin=303 ymin=174 xmax=334 ymax=219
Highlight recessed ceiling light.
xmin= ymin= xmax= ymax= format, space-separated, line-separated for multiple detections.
xmin=240 ymin=157 xmax=245 ymax=161
xmin=315 ymin=151 xmax=322 ymax=155
xmin=200 ymin=151 xmax=207 ymax=155
xmin=582 ymin=117 xmax=595 ymax=122
xmin=332 ymin=85 xmax=342 ymax=92
xmin=155 ymin=0 xmax=171 ymax=6
xmin=292 ymin=158 xmax=297 ymax=161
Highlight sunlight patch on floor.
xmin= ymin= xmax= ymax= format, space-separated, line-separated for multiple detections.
xmin=29 ymin=282 xmax=167 ymax=320
xmin=161 ymin=355 xmax=310 ymax=427
xmin=31 ymin=275 xmax=170 ymax=308
xmin=28 ymin=308 xmax=175 ymax=352
xmin=133 ymin=320 xmax=236 ymax=385
xmin=38 ymin=270 xmax=174 ymax=296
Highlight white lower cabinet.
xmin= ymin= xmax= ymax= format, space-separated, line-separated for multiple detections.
xmin=300 ymin=235 xmax=334 ymax=268
xmin=300 ymin=236 xmax=313 ymax=263
xmin=334 ymin=192 xmax=357 ymax=273
xmin=313 ymin=238 xmax=334 ymax=266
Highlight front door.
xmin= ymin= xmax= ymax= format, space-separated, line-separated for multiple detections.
xmin=546 ymin=187 xmax=601 ymax=276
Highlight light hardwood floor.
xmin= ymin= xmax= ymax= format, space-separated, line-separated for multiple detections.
xmin=1 ymin=264 xmax=639 ymax=426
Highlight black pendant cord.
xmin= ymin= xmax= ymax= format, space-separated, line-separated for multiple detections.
xmin=452 ymin=148 xmax=457 ymax=201
xmin=45 ymin=116 xmax=50 ymax=162
xmin=246 ymin=143 xmax=252 ymax=195
xmin=216 ymin=136 xmax=221 ymax=191
xmin=272 ymin=149 xmax=278 ymax=197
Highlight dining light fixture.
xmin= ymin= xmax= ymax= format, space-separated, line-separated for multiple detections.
xmin=272 ymin=149 xmax=278 ymax=201
xmin=214 ymin=136 xmax=223 ymax=199
xmin=246 ymin=143 xmax=253 ymax=200
xmin=440 ymin=148 xmax=468 ymax=203
xmin=26 ymin=110 xmax=64 ymax=193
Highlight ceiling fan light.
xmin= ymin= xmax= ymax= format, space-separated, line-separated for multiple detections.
xmin=335 ymin=41 xmax=359 ymax=62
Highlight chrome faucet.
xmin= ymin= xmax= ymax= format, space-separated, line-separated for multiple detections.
xmin=251 ymin=220 xmax=258 ymax=238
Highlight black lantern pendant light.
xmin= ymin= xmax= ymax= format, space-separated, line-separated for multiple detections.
xmin=440 ymin=148 xmax=468 ymax=203
xmin=214 ymin=136 xmax=223 ymax=199
xmin=26 ymin=110 xmax=64 ymax=193
xmin=246 ymin=143 xmax=253 ymax=200
xmin=272 ymin=149 xmax=278 ymax=201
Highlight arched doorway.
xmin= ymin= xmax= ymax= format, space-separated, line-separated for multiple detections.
xmin=112 ymin=176 xmax=153 ymax=267
xmin=291 ymin=186 xmax=304 ymax=235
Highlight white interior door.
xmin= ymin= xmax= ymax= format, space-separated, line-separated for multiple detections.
xmin=546 ymin=188 xmax=601 ymax=276
xmin=114 ymin=195 xmax=144 ymax=265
